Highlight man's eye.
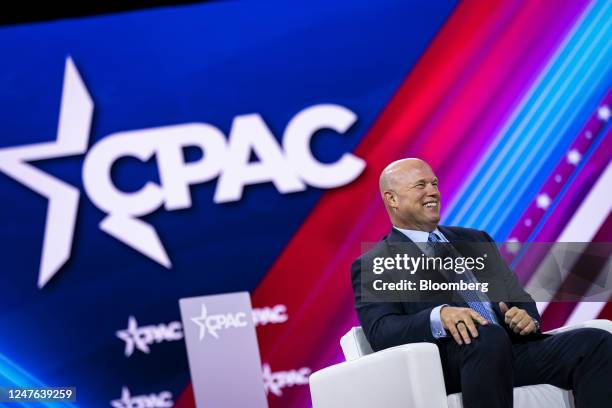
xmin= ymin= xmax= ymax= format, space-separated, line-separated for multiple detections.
xmin=416 ymin=183 xmax=425 ymax=188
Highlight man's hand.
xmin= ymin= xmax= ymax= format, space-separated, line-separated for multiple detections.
xmin=440 ymin=306 xmax=489 ymax=345
xmin=499 ymin=302 xmax=537 ymax=335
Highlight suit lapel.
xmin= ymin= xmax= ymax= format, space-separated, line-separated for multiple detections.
xmin=387 ymin=227 xmax=453 ymax=283
xmin=386 ymin=227 xmax=428 ymax=259
xmin=439 ymin=226 xmax=507 ymax=321
xmin=438 ymin=225 xmax=480 ymax=260
xmin=438 ymin=225 xmax=465 ymax=245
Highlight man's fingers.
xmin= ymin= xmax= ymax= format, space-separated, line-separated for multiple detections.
xmin=499 ymin=302 xmax=509 ymax=315
xmin=505 ymin=306 xmax=519 ymax=319
xmin=514 ymin=315 xmax=533 ymax=334
xmin=456 ymin=321 xmax=472 ymax=344
xmin=520 ymin=320 xmax=535 ymax=336
xmin=447 ymin=324 xmax=463 ymax=345
xmin=441 ymin=307 xmax=488 ymax=344
xmin=509 ymin=315 xmax=522 ymax=330
xmin=469 ymin=310 xmax=489 ymax=326
xmin=505 ymin=307 xmax=520 ymax=325
xmin=510 ymin=312 xmax=528 ymax=331
xmin=463 ymin=317 xmax=479 ymax=338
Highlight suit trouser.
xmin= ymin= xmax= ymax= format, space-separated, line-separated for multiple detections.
xmin=437 ymin=324 xmax=612 ymax=408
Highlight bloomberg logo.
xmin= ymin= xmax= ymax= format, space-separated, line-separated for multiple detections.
xmin=0 ymin=57 xmax=365 ymax=288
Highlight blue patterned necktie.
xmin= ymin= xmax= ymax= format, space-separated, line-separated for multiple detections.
xmin=428 ymin=232 xmax=498 ymax=324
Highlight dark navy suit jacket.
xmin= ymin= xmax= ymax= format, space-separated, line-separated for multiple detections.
xmin=351 ymin=225 xmax=543 ymax=352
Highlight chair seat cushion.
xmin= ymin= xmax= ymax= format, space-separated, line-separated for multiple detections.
xmin=447 ymin=384 xmax=574 ymax=408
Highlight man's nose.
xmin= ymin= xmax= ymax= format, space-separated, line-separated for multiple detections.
xmin=424 ymin=182 xmax=439 ymax=196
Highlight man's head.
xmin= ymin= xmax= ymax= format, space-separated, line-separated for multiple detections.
xmin=379 ymin=158 xmax=441 ymax=231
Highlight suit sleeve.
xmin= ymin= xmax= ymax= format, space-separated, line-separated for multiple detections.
xmin=481 ymin=231 xmax=541 ymax=325
xmin=351 ymin=258 xmax=437 ymax=351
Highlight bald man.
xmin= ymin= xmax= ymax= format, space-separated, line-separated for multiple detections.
xmin=350 ymin=158 xmax=612 ymax=408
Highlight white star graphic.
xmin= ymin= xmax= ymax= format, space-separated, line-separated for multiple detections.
xmin=0 ymin=57 xmax=173 ymax=289
xmin=191 ymin=304 xmax=217 ymax=340
xmin=536 ymin=193 xmax=551 ymax=210
xmin=597 ymin=105 xmax=610 ymax=122
xmin=567 ymin=149 xmax=581 ymax=166
xmin=0 ymin=57 xmax=93 ymax=288
xmin=110 ymin=387 xmax=132 ymax=408
xmin=116 ymin=316 xmax=149 ymax=356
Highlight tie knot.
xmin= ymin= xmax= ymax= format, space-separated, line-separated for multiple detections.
xmin=428 ymin=232 xmax=441 ymax=243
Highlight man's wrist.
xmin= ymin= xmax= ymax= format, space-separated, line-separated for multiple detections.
xmin=430 ymin=305 xmax=449 ymax=338
xmin=532 ymin=318 xmax=540 ymax=332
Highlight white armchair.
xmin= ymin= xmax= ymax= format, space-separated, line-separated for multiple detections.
xmin=309 ymin=319 xmax=612 ymax=408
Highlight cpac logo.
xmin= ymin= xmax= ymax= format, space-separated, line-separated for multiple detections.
xmin=191 ymin=303 xmax=247 ymax=340
xmin=117 ymin=304 xmax=288 ymax=356
xmin=116 ymin=316 xmax=183 ymax=357
xmin=0 ymin=57 xmax=365 ymax=288
xmin=262 ymin=363 xmax=311 ymax=397
xmin=252 ymin=304 xmax=288 ymax=326
xmin=110 ymin=387 xmax=173 ymax=408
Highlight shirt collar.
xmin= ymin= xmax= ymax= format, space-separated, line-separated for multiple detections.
xmin=393 ymin=226 xmax=445 ymax=242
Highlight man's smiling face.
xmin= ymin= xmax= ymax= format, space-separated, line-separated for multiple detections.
xmin=382 ymin=159 xmax=441 ymax=231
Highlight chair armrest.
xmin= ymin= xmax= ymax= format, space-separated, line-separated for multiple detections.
xmin=310 ymin=343 xmax=448 ymax=408
xmin=544 ymin=319 xmax=612 ymax=335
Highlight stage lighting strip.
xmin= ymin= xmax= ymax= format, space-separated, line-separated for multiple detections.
xmin=498 ymin=91 xmax=611 ymax=262
xmin=483 ymin=14 xmax=611 ymax=238
xmin=468 ymin=0 xmax=609 ymax=237
xmin=0 ymin=353 xmax=79 ymax=408
xmin=445 ymin=0 xmax=611 ymax=238
xmin=507 ymin=112 xmax=611 ymax=280
xmin=506 ymin=93 xmax=611 ymax=249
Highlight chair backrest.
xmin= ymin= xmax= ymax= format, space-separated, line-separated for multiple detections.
xmin=340 ymin=326 xmax=374 ymax=361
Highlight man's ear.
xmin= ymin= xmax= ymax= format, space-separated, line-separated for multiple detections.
xmin=384 ymin=191 xmax=397 ymax=208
